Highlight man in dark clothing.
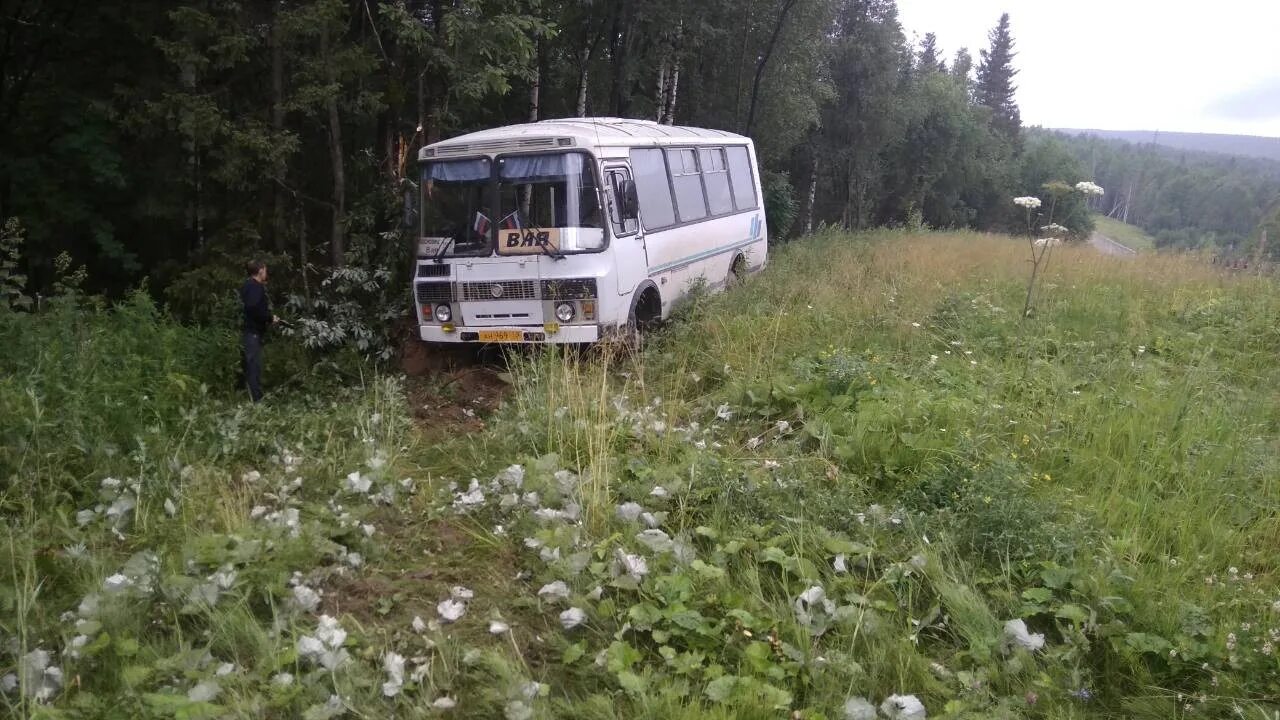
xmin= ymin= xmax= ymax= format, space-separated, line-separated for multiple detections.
xmin=240 ymin=260 xmax=278 ymax=402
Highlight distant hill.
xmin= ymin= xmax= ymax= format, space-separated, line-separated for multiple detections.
xmin=1053 ymin=129 xmax=1280 ymax=163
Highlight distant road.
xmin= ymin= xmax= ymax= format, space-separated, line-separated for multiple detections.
xmin=1089 ymin=231 xmax=1137 ymax=257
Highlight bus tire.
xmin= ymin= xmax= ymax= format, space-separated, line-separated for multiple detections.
xmin=726 ymin=253 xmax=747 ymax=289
xmin=613 ymin=283 xmax=661 ymax=353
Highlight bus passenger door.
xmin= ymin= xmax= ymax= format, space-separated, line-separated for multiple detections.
xmin=604 ymin=166 xmax=646 ymax=296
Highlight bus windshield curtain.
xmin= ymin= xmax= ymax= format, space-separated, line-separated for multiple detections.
xmin=423 ymin=159 xmax=489 ymax=182
xmin=500 ymin=153 xmax=583 ymax=182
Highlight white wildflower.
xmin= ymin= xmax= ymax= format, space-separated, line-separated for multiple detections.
xmin=432 ymin=696 xmax=457 ymax=709
xmin=537 ymin=581 xmax=571 ymax=602
xmin=241 ymin=470 xmax=261 ymax=483
xmin=75 ymin=509 xmax=96 ymax=526
xmin=361 ymin=523 xmax=375 ymax=537
xmin=842 ymin=696 xmax=877 ymax=720
xmin=1075 ymin=181 xmax=1104 ymax=196
xmin=1004 ymin=618 xmax=1045 ymax=651
xmin=272 ymin=672 xmax=294 ymax=687
xmin=495 ymin=464 xmax=525 ymax=488
xmin=345 ymin=471 xmax=372 ymax=494
xmin=616 ymin=502 xmax=643 ymax=522
xmin=453 ymin=480 xmax=485 ymax=508
xmin=187 ymin=680 xmax=220 ymax=702
xmin=794 ymin=586 xmax=836 ymax=626
xmin=0 ymin=674 xmax=15 ymax=693
xmin=505 ymin=700 xmax=534 ymax=720
xmin=215 ymin=662 xmax=235 ymax=677
xmin=617 ymin=552 xmax=649 ymax=580
xmin=381 ymin=652 xmax=405 ymax=697
xmin=834 ymin=554 xmax=848 ymax=574
xmin=880 ymin=694 xmax=927 ymax=719
xmin=450 ymin=586 xmax=474 ymax=601
xmin=911 ymin=322 xmax=921 ymax=328
xmin=746 ymin=436 xmax=763 ymax=450
xmin=292 ymin=585 xmax=322 ymax=612
xmin=559 ymin=607 xmax=586 ymax=630
xmin=103 ymin=573 xmax=133 ymax=593
xmin=249 ymin=505 xmax=268 ymax=519
xmin=489 ymin=620 xmax=510 ymax=635
xmin=297 ymin=635 xmax=325 ymax=658
xmin=1013 ymin=196 xmax=1042 ymax=209
xmin=715 ymin=404 xmax=733 ymax=421
xmin=412 ymin=615 xmax=427 ymax=633
xmin=163 ymin=498 xmax=177 ymax=517
xmin=66 ymin=635 xmax=89 ymax=659
xmin=18 ymin=650 xmax=63 ymax=702
xmin=650 ymin=486 xmax=669 ymax=498
xmin=437 ymin=599 xmax=466 ymax=623
xmin=315 ymin=615 xmax=346 ymax=648
xmin=533 ymin=507 xmax=568 ymax=523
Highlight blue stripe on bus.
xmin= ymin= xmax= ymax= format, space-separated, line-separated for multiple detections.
xmin=647 ymin=216 xmax=764 ymax=276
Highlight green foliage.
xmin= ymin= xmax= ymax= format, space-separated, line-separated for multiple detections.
xmin=0 ymin=218 xmax=32 ymax=310
xmin=1044 ymin=129 xmax=1280 ymax=253
xmin=761 ymin=171 xmax=797 ymax=239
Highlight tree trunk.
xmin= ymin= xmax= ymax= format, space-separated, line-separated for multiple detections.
xmin=327 ymin=95 xmax=345 ymax=267
xmin=270 ymin=19 xmax=287 ymax=252
xmin=745 ymin=0 xmax=798 ymax=134
xmin=664 ymin=60 xmax=679 ymax=124
xmin=322 ymin=28 xmax=345 ymax=267
xmin=733 ymin=3 xmax=752 ymax=129
xmin=575 ymin=63 xmax=590 ymax=117
xmin=575 ymin=18 xmax=606 ymax=118
xmin=655 ymin=62 xmax=668 ymax=122
xmin=528 ymin=39 xmax=542 ymax=122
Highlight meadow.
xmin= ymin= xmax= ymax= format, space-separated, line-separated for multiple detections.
xmin=2 ymin=231 xmax=1278 ymax=719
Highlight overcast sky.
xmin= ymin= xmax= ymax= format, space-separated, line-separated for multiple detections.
xmin=896 ymin=0 xmax=1280 ymax=138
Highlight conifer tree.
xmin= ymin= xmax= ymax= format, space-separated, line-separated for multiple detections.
xmin=975 ymin=13 xmax=1021 ymax=144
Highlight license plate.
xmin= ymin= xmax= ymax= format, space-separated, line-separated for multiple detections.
xmin=478 ymin=330 xmax=524 ymax=343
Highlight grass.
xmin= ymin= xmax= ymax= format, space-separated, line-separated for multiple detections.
xmin=3 ymin=230 xmax=1280 ymax=718
xmin=1092 ymin=214 xmax=1159 ymax=252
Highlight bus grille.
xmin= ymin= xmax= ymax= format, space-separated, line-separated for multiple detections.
xmin=541 ymin=278 xmax=597 ymax=300
xmin=461 ymin=280 xmax=537 ymax=302
xmin=415 ymin=282 xmax=454 ymax=304
xmin=417 ymin=263 xmax=451 ymax=278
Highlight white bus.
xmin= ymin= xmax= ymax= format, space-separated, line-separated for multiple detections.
xmin=413 ymin=117 xmax=767 ymax=344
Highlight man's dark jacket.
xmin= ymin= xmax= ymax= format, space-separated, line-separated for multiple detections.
xmin=240 ymin=278 xmax=272 ymax=335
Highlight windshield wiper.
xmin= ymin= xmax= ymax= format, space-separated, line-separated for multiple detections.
xmin=532 ymin=227 xmax=565 ymax=261
xmin=432 ymin=237 xmax=455 ymax=264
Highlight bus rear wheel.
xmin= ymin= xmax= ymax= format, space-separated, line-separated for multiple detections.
xmin=726 ymin=254 xmax=747 ymax=289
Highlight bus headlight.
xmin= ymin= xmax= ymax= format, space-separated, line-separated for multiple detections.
xmin=434 ymin=304 xmax=452 ymax=323
xmin=555 ymin=302 xmax=575 ymax=323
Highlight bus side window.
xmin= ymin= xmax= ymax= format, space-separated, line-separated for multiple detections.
xmin=607 ymin=169 xmax=639 ymax=236
xmin=726 ymin=146 xmax=758 ymax=211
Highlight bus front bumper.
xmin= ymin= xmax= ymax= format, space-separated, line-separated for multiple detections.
xmin=420 ymin=323 xmax=601 ymax=344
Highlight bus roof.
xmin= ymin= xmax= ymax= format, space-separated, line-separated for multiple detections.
xmin=421 ymin=117 xmax=751 ymax=160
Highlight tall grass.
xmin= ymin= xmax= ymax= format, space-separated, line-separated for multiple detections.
xmin=5 ymin=230 xmax=1279 ymax=718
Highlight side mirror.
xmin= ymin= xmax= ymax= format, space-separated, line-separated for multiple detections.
xmin=620 ymin=179 xmax=640 ymax=220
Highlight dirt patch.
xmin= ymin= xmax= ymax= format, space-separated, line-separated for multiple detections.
xmin=406 ymin=366 xmax=510 ymax=436
xmin=397 ymin=329 xmax=513 ymax=437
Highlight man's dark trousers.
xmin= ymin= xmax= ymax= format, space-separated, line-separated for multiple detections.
xmin=242 ymin=331 xmax=264 ymax=402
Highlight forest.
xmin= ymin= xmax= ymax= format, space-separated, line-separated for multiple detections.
xmin=3 ymin=2 xmax=1080 ymax=313
xmin=4 ymin=1 xmax=1278 ymax=341
xmin=1046 ymin=130 xmax=1280 ymax=255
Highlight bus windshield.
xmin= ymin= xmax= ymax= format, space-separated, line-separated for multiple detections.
xmin=420 ymin=158 xmax=492 ymax=256
xmin=496 ymin=152 xmax=603 ymax=253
